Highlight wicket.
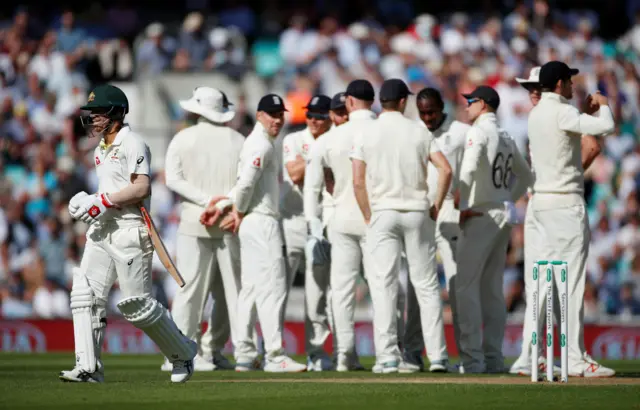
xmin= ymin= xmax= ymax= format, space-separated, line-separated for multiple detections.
xmin=531 ymin=260 xmax=569 ymax=383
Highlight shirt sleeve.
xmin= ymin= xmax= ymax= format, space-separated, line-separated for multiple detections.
xmin=349 ymin=130 xmax=365 ymax=162
xmin=458 ymin=127 xmax=486 ymax=210
xmin=558 ymin=104 xmax=615 ymax=136
xmin=233 ymin=143 xmax=269 ymax=214
xmin=282 ymin=133 xmax=300 ymax=164
xmin=127 ymin=138 xmax=151 ymax=176
xmin=164 ymin=135 xmax=211 ymax=207
xmin=304 ymin=140 xmax=327 ymax=221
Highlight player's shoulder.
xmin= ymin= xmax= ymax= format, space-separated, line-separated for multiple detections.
xmin=450 ymin=120 xmax=471 ymax=136
xmin=121 ymin=127 xmax=149 ymax=149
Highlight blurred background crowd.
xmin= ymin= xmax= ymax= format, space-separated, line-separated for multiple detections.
xmin=0 ymin=0 xmax=639 ymax=324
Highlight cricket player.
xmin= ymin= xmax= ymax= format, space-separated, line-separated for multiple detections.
xmin=526 ymin=61 xmax=615 ymax=377
xmin=304 ymin=80 xmax=377 ymax=372
xmin=401 ymin=87 xmax=474 ymax=372
xmin=351 ymin=79 xmax=454 ymax=373
xmin=201 ymin=94 xmax=307 ymax=373
xmin=510 ymin=67 xmax=603 ymax=376
xmin=162 ymin=87 xmax=243 ymax=372
xmin=454 ymin=85 xmax=533 ymax=374
xmin=280 ymin=94 xmax=334 ymax=371
xmin=61 ymin=84 xmax=197 ymax=383
xmin=329 ymin=92 xmax=349 ymax=126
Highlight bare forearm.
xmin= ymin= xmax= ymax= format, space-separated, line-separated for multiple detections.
xmin=434 ymin=170 xmax=451 ymax=210
xmin=108 ymin=180 xmax=151 ymax=206
xmin=286 ymin=160 xmax=306 ymax=185
xmin=581 ymin=134 xmax=601 ymax=170
xmin=353 ymin=184 xmax=371 ymax=222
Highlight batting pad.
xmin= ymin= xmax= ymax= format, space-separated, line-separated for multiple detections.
xmin=69 ymin=271 xmax=97 ymax=373
xmin=117 ymin=296 xmax=196 ymax=362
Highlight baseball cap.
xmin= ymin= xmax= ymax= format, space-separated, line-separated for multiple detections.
xmin=462 ymin=85 xmax=500 ymax=110
xmin=80 ymin=84 xmax=129 ymax=113
xmin=345 ymin=79 xmax=375 ymax=101
xmin=379 ymin=78 xmax=413 ymax=102
xmin=304 ymin=95 xmax=331 ymax=119
xmin=539 ymin=61 xmax=579 ymax=89
xmin=330 ymin=92 xmax=346 ymax=110
xmin=257 ymin=94 xmax=288 ymax=113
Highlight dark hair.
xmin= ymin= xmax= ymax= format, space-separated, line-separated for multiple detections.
xmin=416 ymin=87 xmax=444 ymax=109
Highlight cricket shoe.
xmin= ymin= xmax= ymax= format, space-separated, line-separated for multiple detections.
xmin=264 ymin=356 xmax=307 ymax=373
xmin=307 ymin=354 xmax=334 ymax=371
xmin=171 ymin=358 xmax=194 ymax=383
xmin=336 ymin=353 xmax=365 ymax=372
xmin=403 ymin=351 xmax=424 ymax=372
xmin=235 ymin=357 xmax=262 ymax=372
xmin=162 ymin=354 xmax=218 ymax=372
xmin=59 ymin=364 xmax=104 ymax=383
xmin=569 ymin=354 xmax=615 ymax=378
xmin=211 ymin=352 xmax=235 ymax=370
xmin=374 ymin=360 xmax=400 ymax=374
xmin=429 ymin=359 xmax=458 ymax=373
xmin=399 ymin=360 xmax=422 ymax=374
xmin=509 ymin=356 xmax=561 ymax=376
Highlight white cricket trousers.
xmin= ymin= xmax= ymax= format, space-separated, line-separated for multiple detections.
xmin=456 ymin=205 xmax=511 ymax=372
xmin=367 ymin=210 xmax=447 ymax=364
xmin=171 ymin=234 xmax=241 ymax=357
xmin=329 ymin=228 xmax=370 ymax=356
xmin=282 ymin=215 xmax=332 ymax=357
xmin=235 ymin=213 xmax=287 ymax=361
xmin=526 ymin=194 xmax=589 ymax=369
xmin=404 ymin=200 xmax=461 ymax=357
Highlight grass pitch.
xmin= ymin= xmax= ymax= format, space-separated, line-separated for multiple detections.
xmin=1 ymin=354 xmax=639 ymax=410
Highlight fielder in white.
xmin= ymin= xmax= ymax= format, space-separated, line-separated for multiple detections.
xmin=401 ymin=87 xmax=473 ymax=371
xmin=61 ymin=84 xmax=196 ymax=383
xmin=162 ymin=87 xmax=244 ymax=372
xmin=281 ymin=95 xmax=334 ymax=371
xmin=351 ymin=79 xmax=453 ymax=373
xmin=455 ymin=85 xmax=534 ymax=374
xmin=526 ymin=61 xmax=615 ymax=377
xmin=202 ymin=94 xmax=306 ymax=372
xmin=510 ymin=67 xmax=602 ymax=376
xmin=304 ymin=80 xmax=377 ymax=372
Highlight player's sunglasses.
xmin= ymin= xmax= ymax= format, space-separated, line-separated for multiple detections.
xmin=466 ymin=98 xmax=481 ymax=107
xmin=306 ymin=112 xmax=329 ymax=120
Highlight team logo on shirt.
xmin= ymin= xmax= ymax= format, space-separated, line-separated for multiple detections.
xmin=302 ymin=144 xmax=309 ymax=153
xmin=110 ymin=148 xmax=120 ymax=160
xmin=252 ymin=157 xmax=261 ymax=168
xmin=137 ymin=156 xmax=144 ymax=164
xmin=283 ymin=145 xmax=290 ymax=154
xmin=88 ymin=92 xmax=95 ymax=102
xmin=95 ymin=156 xmax=101 ymax=165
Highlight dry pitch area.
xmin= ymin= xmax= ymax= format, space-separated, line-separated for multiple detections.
xmin=1 ymin=354 xmax=639 ymax=410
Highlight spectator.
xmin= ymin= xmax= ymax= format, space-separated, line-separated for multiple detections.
xmin=136 ymin=23 xmax=175 ymax=75
xmin=179 ymin=12 xmax=209 ymax=70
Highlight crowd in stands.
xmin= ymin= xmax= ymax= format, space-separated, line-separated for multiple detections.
xmin=0 ymin=1 xmax=639 ymax=323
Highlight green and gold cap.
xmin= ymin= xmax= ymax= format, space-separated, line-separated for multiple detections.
xmin=81 ymin=84 xmax=129 ymax=113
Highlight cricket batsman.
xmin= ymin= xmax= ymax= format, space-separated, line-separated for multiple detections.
xmin=455 ymin=85 xmax=533 ymax=374
xmin=281 ymin=95 xmax=334 ymax=371
xmin=201 ymin=94 xmax=307 ymax=372
xmin=526 ymin=61 xmax=615 ymax=377
xmin=162 ymin=87 xmax=244 ymax=372
xmin=60 ymin=84 xmax=197 ymax=383
xmin=351 ymin=79 xmax=454 ymax=373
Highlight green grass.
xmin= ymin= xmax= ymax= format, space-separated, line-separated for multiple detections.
xmin=1 ymin=354 xmax=639 ymax=410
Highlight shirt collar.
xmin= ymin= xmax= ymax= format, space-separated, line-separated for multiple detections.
xmin=251 ymin=121 xmax=276 ymax=143
xmin=100 ymin=125 xmax=130 ymax=149
xmin=348 ymin=109 xmax=376 ymax=121
xmin=378 ymin=111 xmax=404 ymax=119
xmin=473 ymin=112 xmax=497 ymax=126
xmin=541 ymin=92 xmax=569 ymax=104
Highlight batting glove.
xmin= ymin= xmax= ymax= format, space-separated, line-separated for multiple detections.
xmin=68 ymin=192 xmax=89 ymax=217
xmin=75 ymin=193 xmax=115 ymax=225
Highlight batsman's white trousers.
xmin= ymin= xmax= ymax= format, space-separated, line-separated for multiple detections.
xmin=404 ymin=200 xmax=461 ymax=358
xmin=526 ymin=193 xmax=589 ymax=369
xmin=171 ymin=234 xmax=241 ymax=357
xmin=235 ymin=213 xmax=287 ymax=360
xmin=456 ymin=205 xmax=511 ymax=371
xmin=367 ymin=210 xmax=447 ymax=364
xmin=282 ymin=215 xmax=332 ymax=358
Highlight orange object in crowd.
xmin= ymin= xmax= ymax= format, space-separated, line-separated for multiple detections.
xmin=286 ymin=89 xmax=313 ymax=125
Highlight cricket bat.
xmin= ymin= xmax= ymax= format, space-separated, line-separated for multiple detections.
xmin=139 ymin=206 xmax=186 ymax=288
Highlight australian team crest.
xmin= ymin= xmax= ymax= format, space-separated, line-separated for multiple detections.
xmin=88 ymin=92 xmax=95 ymax=103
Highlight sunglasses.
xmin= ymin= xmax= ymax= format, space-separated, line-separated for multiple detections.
xmin=466 ymin=98 xmax=480 ymax=107
xmin=306 ymin=112 xmax=329 ymax=120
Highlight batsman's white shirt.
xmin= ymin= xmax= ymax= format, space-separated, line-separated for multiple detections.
xmin=526 ymin=92 xmax=614 ymax=370
xmin=350 ymin=110 xmax=447 ymax=364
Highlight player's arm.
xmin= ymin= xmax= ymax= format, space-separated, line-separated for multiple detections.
xmin=458 ymin=128 xmax=486 ymax=210
xmin=303 ymin=142 xmax=327 ymax=222
xmin=164 ymin=135 xmax=211 ymax=207
xmin=233 ymin=144 xmax=270 ymax=216
xmin=108 ymin=141 xmax=152 ymax=206
xmin=558 ymin=95 xmax=614 ymax=136
xmin=509 ymin=139 xmax=534 ymax=202
xmin=428 ymin=145 xmax=452 ymax=213
xmin=581 ymin=134 xmax=601 ymax=170
xmin=283 ymin=135 xmax=305 ymax=185
xmin=350 ymin=133 xmax=371 ymax=223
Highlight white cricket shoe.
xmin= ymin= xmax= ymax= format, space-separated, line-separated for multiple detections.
xmin=399 ymin=360 xmax=422 ymax=374
xmin=569 ymin=354 xmax=615 ymax=378
xmin=509 ymin=356 xmax=561 ymax=376
xmin=429 ymin=359 xmax=457 ymax=373
xmin=336 ymin=353 xmax=365 ymax=372
xmin=264 ymin=356 xmax=307 ymax=373
xmin=307 ymin=354 xmax=334 ymax=371
xmin=403 ymin=351 xmax=424 ymax=372
xmin=161 ymin=357 xmax=172 ymax=372
xmin=59 ymin=365 xmax=104 ymax=383
xmin=171 ymin=358 xmax=194 ymax=383
xmin=162 ymin=354 xmax=218 ymax=372
xmin=376 ymin=360 xmax=399 ymax=374
xmin=235 ymin=357 xmax=262 ymax=372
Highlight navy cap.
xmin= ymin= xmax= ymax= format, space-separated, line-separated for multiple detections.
xmin=379 ymin=78 xmax=413 ymax=102
xmin=462 ymin=85 xmax=500 ymax=110
xmin=257 ymin=94 xmax=288 ymax=113
xmin=330 ymin=92 xmax=347 ymax=110
xmin=305 ymin=95 xmax=331 ymax=119
xmin=539 ymin=61 xmax=579 ymax=89
xmin=345 ymin=79 xmax=375 ymax=101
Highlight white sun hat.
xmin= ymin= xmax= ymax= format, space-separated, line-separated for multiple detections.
xmin=179 ymin=87 xmax=236 ymax=123
xmin=516 ymin=66 xmax=541 ymax=85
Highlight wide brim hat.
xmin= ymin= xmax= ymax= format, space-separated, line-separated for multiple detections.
xmin=179 ymin=88 xmax=236 ymax=123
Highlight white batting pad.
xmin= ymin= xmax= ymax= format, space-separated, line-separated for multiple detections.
xmin=69 ymin=270 xmax=97 ymax=373
xmin=117 ymin=296 xmax=196 ymax=361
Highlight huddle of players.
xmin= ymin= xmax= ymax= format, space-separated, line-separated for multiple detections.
xmin=165 ymin=60 xmax=615 ymax=377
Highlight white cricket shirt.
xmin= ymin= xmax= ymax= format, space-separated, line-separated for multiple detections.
xmin=305 ymin=109 xmax=376 ymax=236
xmin=458 ymin=113 xmax=533 ymax=209
xmin=93 ymin=125 xmax=151 ymax=223
xmin=165 ymin=120 xmax=244 ymax=238
xmin=350 ymin=111 xmax=437 ymax=212
xmin=230 ymin=122 xmax=280 ymax=218
xmin=528 ymin=92 xmax=614 ymax=196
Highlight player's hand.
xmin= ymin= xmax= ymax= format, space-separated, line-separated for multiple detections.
xmin=68 ymin=191 xmax=89 ymax=217
xmin=459 ymin=208 xmax=483 ymax=226
xmin=200 ymin=196 xmax=231 ymax=227
xmin=592 ymin=91 xmax=608 ymax=107
xmin=429 ymin=205 xmax=440 ymax=221
xmin=219 ymin=211 xmax=242 ymax=233
xmin=584 ymin=94 xmax=599 ymax=115
xmin=75 ymin=193 xmax=114 ymax=225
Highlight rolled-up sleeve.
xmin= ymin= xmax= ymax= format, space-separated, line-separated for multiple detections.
xmin=558 ymin=105 xmax=614 ymax=136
